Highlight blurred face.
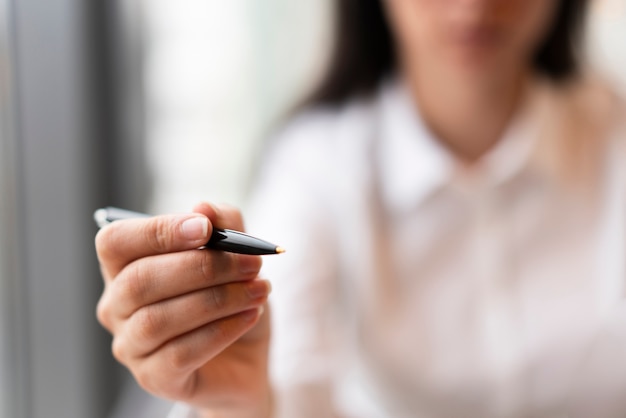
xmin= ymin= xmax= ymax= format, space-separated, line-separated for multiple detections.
xmin=385 ymin=0 xmax=560 ymax=82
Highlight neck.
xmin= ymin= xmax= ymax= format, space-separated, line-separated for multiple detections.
xmin=405 ymin=63 xmax=528 ymax=163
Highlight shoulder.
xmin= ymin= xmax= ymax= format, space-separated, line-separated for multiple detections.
xmin=531 ymin=73 xmax=626 ymax=184
xmin=559 ymin=75 xmax=626 ymax=154
xmin=543 ymin=74 xmax=626 ymax=137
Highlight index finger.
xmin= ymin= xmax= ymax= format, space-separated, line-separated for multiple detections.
xmin=95 ymin=213 xmax=211 ymax=280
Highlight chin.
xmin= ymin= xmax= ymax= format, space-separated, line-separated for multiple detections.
xmin=447 ymin=47 xmax=521 ymax=81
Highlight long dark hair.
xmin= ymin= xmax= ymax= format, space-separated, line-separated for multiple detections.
xmin=310 ymin=0 xmax=589 ymax=106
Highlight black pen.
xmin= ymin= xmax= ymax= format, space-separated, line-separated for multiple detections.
xmin=93 ymin=207 xmax=285 ymax=256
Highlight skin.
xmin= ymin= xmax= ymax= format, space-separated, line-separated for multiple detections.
xmin=96 ymin=202 xmax=272 ymax=417
xmin=385 ymin=0 xmax=559 ymax=161
xmin=95 ymin=1 xmax=561 ymax=416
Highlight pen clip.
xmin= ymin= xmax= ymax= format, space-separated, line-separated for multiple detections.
xmin=93 ymin=207 xmax=151 ymax=228
xmin=93 ymin=208 xmax=112 ymax=228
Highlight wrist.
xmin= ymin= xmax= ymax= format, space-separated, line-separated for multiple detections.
xmin=198 ymin=388 xmax=273 ymax=418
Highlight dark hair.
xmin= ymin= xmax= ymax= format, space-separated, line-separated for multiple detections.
xmin=310 ymin=0 xmax=589 ymax=106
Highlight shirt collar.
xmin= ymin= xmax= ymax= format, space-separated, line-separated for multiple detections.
xmin=376 ymin=76 xmax=546 ymax=213
xmin=377 ymin=77 xmax=454 ymax=213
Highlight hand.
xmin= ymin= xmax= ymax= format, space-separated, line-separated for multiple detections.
xmin=95 ymin=202 xmax=272 ymax=417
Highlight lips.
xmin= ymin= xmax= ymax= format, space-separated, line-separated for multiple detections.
xmin=450 ymin=25 xmax=502 ymax=50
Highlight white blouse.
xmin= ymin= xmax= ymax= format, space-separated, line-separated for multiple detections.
xmin=173 ymin=76 xmax=626 ymax=418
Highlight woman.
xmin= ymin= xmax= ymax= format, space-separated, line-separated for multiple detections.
xmin=95 ymin=0 xmax=626 ymax=417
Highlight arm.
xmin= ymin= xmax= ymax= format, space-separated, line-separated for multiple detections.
xmin=565 ymin=97 xmax=626 ymax=417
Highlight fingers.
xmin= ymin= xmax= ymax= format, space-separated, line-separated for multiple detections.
xmin=116 ymin=306 xmax=265 ymax=398
xmin=119 ymin=279 xmax=271 ymax=357
xmin=103 ymin=249 xmax=261 ymax=323
xmin=95 ymin=202 xmax=270 ymax=401
xmin=95 ymin=213 xmax=211 ymax=280
xmin=95 ymin=203 xmax=265 ymax=333
xmin=95 ymin=202 xmax=249 ymax=283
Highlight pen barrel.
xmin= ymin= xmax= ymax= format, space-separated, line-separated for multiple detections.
xmin=207 ymin=229 xmax=279 ymax=255
xmin=94 ymin=207 xmax=283 ymax=255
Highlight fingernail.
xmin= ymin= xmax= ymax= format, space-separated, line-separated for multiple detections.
xmin=181 ymin=217 xmax=208 ymax=241
xmin=246 ymin=280 xmax=270 ymax=299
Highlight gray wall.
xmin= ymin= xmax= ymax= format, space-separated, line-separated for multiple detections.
xmin=0 ymin=0 xmax=136 ymax=417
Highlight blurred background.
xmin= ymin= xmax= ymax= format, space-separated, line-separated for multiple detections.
xmin=0 ymin=0 xmax=624 ymax=417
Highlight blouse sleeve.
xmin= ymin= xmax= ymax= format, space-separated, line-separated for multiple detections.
xmin=167 ymin=403 xmax=197 ymax=418
xmin=565 ymin=92 xmax=626 ymax=417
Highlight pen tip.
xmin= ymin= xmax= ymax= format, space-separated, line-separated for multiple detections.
xmin=275 ymin=246 xmax=286 ymax=254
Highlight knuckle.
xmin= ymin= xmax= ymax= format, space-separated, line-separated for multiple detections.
xmin=207 ymin=318 xmax=230 ymax=343
xmin=133 ymin=367 xmax=159 ymax=395
xmin=96 ymin=297 xmax=112 ymax=331
xmin=117 ymin=261 xmax=152 ymax=309
xmin=164 ymin=342 xmax=192 ymax=373
xmin=197 ymin=252 xmax=216 ymax=282
xmin=132 ymin=307 xmax=165 ymax=343
xmin=207 ymin=286 xmax=228 ymax=310
xmin=111 ymin=336 xmax=128 ymax=364
xmin=133 ymin=366 xmax=189 ymax=400
xmin=145 ymin=218 xmax=175 ymax=253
